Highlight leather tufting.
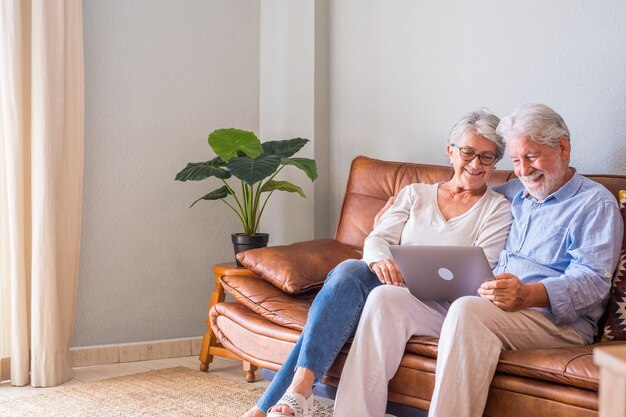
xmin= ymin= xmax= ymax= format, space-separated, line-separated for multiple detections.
xmin=209 ymin=302 xmax=298 ymax=370
xmin=220 ymin=275 xmax=314 ymax=331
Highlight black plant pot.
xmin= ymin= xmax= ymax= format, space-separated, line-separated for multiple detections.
xmin=231 ymin=233 xmax=270 ymax=266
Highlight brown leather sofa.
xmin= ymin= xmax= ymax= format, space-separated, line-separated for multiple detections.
xmin=209 ymin=155 xmax=626 ymax=417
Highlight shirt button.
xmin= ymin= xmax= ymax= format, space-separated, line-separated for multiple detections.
xmin=500 ymin=261 xmax=505 ymax=266
xmin=522 ymin=224 xmax=527 ymax=230
xmin=605 ymin=272 xmax=613 ymax=278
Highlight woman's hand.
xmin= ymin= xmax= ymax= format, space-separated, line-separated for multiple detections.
xmin=373 ymin=196 xmax=395 ymax=228
xmin=371 ymin=258 xmax=405 ymax=286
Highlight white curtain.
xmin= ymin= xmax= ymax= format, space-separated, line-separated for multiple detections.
xmin=0 ymin=0 xmax=84 ymax=387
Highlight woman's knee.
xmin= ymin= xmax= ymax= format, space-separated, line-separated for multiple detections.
xmin=330 ymin=258 xmax=369 ymax=275
xmin=361 ymin=285 xmax=409 ymax=320
xmin=325 ymin=259 xmax=374 ymax=289
xmin=446 ymin=296 xmax=494 ymax=323
xmin=369 ymin=285 xmax=404 ymax=303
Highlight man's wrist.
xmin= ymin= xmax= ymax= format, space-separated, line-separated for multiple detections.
xmin=524 ymin=283 xmax=550 ymax=308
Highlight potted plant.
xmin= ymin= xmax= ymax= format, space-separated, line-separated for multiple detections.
xmin=176 ymin=128 xmax=317 ymax=265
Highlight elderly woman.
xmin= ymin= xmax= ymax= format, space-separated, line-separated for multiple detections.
xmin=243 ymin=109 xmax=512 ymax=417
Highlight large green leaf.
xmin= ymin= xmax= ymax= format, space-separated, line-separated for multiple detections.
xmin=262 ymin=138 xmax=309 ymax=158
xmin=208 ymin=128 xmax=263 ymax=161
xmin=260 ymin=180 xmax=305 ymax=197
xmin=175 ymin=157 xmax=230 ymax=181
xmin=189 ymin=185 xmax=231 ymax=207
xmin=227 ymin=154 xmax=281 ymax=185
xmin=281 ymin=157 xmax=318 ymax=181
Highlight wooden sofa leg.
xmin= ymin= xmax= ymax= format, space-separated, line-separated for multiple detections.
xmin=200 ymin=263 xmax=260 ymax=373
xmin=198 ymin=333 xmax=214 ymax=372
xmin=243 ymin=361 xmax=258 ymax=382
xmin=199 ymin=264 xmax=230 ymax=372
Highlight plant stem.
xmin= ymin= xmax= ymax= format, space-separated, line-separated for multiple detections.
xmin=221 ymin=179 xmax=245 ymax=216
xmin=220 ymin=198 xmax=246 ymax=226
xmin=267 ymin=165 xmax=284 ymax=182
xmin=241 ymin=182 xmax=251 ymax=234
xmin=257 ymin=189 xmax=275 ymax=228
xmin=221 ymin=179 xmax=250 ymax=234
xmin=252 ymin=181 xmax=263 ymax=233
xmin=254 ymin=165 xmax=284 ymax=228
xmin=246 ymin=183 xmax=255 ymax=234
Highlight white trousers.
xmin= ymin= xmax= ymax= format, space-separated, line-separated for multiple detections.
xmin=333 ymin=286 xmax=584 ymax=417
xmin=429 ymin=296 xmax=583 ymax=417
xmin=334 ymin=286 xmax=449 ymax=417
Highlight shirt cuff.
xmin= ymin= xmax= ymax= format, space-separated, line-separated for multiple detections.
xmin=540 ymin=277 xmax=577 ymax=324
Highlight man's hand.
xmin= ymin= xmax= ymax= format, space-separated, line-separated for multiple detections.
xmin=373 ymin=196 xmax=395 ymax=228
xmin=371 ymin=258 xmax=405 ymax=286
xmin=478 ymin=273 xmax=549 ymax=311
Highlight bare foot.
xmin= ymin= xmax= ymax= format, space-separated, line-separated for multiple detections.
xmin=242 ymin=405 xmax=266 ymax=417
xmin=271 ymin=403 xmax=295 ymax=415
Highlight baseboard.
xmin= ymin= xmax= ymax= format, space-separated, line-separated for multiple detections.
xmin=0 ymin=357 xmax=10 ymax=382
xmin=70 ymin=336 xmax=203 ymax=367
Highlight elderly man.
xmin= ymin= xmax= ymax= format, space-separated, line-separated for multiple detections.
xmin=427 ymin=104 xmax=623 ymax=416
xmin=333 ymin=103 xmax=623 ymax=417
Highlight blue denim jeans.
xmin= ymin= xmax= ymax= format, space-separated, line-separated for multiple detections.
xmin=256 ymin=259 xmax=381 ymax=412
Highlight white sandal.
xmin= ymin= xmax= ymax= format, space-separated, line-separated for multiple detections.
xmin=267 ymin=392 xmax=314 ymax=417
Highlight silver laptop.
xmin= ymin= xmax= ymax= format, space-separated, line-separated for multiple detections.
xmin=389 ymin=245 xmax=494 ymax=302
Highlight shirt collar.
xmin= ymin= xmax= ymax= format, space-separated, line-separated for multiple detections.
xmin=522 ymin=168 xmax=580 ymax=203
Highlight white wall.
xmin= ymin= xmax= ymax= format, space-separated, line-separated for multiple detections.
xmin=74 ymin=0 xmax=260 ymax=346
xmin=75 ymin=0 xmax=626 ymax=347
xmin=258 ymin=0 xmax=330 ymax=243
xmin=329 ymin=0 xmax=626 ymax=234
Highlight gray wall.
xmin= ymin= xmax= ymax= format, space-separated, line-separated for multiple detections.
xmin=74 ymin=0 xmax=260 ymax=346
xmin=329 ymin=0 xmax=626 ymax=233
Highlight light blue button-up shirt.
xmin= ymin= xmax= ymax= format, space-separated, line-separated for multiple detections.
xmin=492 ymin=172 xmax=623 ymax=344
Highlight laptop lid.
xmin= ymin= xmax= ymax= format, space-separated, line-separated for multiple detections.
xmin=389 ymin=245 xmax=494 ymax=302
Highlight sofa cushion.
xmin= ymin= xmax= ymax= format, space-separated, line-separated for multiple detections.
xmin=209 ymin=302 xmax=300 ymax=371
xmin=236 ymin=239 xmax=361 ymax=294
xmin=603 ymin=189 xmax=626 ymax=340
xmin=496 ymin=346 xmax=599 ymax=391
xmin=220 ymin=274 xmax=314 ymax=331
xmin=405 ymin=338 xmax=615 ymax=392
xmin=405 ymin=336 xmax=439 ymax=359
xmin=495 ymin=342 xmax=624 ymax=391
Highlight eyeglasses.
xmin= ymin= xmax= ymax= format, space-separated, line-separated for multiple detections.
xmin=450 ymin=144 xmax=497 ymax=166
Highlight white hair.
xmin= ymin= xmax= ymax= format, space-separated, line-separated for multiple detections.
xmin=447 ymin=109 xmax=504 ymax=160
xmin=496 ymin=104 xmax=570 ymax=148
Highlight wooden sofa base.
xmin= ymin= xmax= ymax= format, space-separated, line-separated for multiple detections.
xmin=198 ymin=263 xmax=259 ymax=382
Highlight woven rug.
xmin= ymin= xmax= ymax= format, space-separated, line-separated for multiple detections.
xmin=0 ymin=367 xmax=335 ymax=417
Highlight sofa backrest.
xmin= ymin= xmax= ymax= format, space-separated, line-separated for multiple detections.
xmin=335 ymin=155 xmax=626 ymax=251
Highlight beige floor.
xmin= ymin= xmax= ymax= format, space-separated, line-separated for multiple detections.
xmin=0 ymin=355 xmax=269 ymax=401
xmin=0 ymin=357 xmax=399 ymax=415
